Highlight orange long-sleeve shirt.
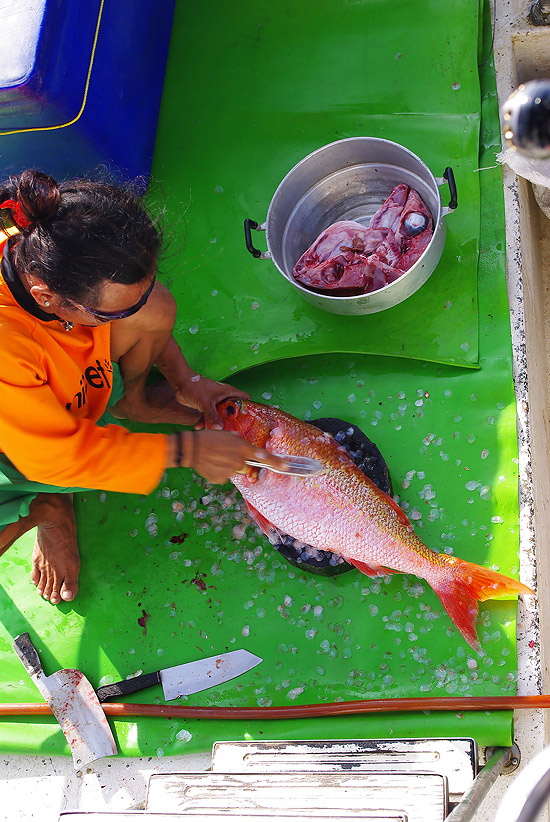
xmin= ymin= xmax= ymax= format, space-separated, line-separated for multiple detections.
xmin=0 ymin=238 xmax=167 ymax=494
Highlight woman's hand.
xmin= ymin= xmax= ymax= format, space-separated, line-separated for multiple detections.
xmin=174 ymin=374 xmax=250 ymax=430
xmin=167 ymin=430 xmax=289 ymax=484
xmin=154 ymin=338 xmax=249 ymax=429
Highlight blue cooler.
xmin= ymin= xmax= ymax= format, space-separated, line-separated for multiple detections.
xmin=0 ymin=0 xmax=175 ymax=185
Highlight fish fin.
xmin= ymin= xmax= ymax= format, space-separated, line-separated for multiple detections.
xmin=377 ymin=489 xmax=413 ymax=531
xmin=244 ymin=500 xmax=285 ymax=545
xmin=432 ymin=559 xmax=534 ymax=653
xmin=348 ymin=558 xmax=397 ymax=578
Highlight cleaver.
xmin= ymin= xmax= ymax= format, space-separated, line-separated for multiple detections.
xmin=13 ymin=632 xmax=117 ymax=769
xmin=95 ymin=649 xmax=262 ymax=702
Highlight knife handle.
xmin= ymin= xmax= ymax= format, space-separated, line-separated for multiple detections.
xmin=13 ymin=633 xmax=44 ymax=678
xmin=96 ymin=670 xmax=161 ymax=702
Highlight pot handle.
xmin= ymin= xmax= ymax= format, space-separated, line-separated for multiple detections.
xmin=244 ymin=218 xmax=271 ymax=259
xmin=443 ymin=167 xmax=457 ymax=209
xmin=436 ymin=167 xmax=458 ymax=215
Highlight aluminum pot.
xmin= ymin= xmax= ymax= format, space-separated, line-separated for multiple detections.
xmin=244 ymin=137 xmax=457 ymax=315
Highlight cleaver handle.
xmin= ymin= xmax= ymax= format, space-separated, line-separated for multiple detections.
xmin=13 ymin=633 xmax=44 ymax=679
xmin=96 ymin=670 xmax=161 ymax=702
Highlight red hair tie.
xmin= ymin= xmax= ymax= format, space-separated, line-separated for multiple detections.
xmin=0 ymin=199 xmax=32 ymax=230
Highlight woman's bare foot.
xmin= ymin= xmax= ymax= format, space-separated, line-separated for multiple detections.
xmin=0 ymin=492 xmax=80 ymax=605
xmin=30 ymin=494 xmax=80 ymax=604
xmin=109 ymin=378 xmax=201 ymax=426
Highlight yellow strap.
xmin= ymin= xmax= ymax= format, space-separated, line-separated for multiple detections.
xmin=0 ymin=0 xmax=104 ymax=137
xmin=0 ymin=227 xmax=20 ymax=241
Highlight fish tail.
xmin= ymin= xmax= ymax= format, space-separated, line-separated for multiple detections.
xmin=431 ymin=558 xmax=534 ymax=653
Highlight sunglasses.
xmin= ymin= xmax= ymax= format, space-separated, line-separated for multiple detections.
xmin=66 ymin=276 xmax=156 ymax=321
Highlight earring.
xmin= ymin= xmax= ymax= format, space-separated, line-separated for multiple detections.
xmin=44 ymin=301 xmax=50 ymax=307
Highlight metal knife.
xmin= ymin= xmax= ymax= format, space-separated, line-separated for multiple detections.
xmin=245 ymin=454 xmax=325 ymax=477
xmin=13 ymin=633 xmax=117 ymax=768
xmin=95 ymin=648 xmax=262 ymax=702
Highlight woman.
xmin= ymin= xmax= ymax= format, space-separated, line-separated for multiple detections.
xmin=0 ymin=170 xmax=284 ymax=606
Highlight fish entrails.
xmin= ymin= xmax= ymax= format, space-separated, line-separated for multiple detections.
xmin=291 ymin=183 xmax=434 ymax=295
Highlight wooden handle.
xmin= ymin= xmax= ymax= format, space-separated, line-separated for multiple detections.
xmin=1 ymin=694 xmax=550 ymax=719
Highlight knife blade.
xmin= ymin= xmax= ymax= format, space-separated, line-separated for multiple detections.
xmin=13 ymin=633 xmax=117 ymax=768
xmin=245 ymin=454 xmax=325 ymax=476
xmin=95 ymin=648 xmax=262 ymax=702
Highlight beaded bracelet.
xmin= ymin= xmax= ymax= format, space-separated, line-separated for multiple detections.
xmin=176 ymin=431 xmax=184 ymax=468
xmin=188 ymin=430 xmax=197 ymax=466
xmin=178 ymin=430 xmax=197 ymax=468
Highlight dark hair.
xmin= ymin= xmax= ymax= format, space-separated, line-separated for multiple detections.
xmin=0 ymin=169 xmax=163 ymax=304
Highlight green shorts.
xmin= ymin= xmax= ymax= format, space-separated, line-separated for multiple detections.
xmin=0 ymin=362 xmax=125 ymax=530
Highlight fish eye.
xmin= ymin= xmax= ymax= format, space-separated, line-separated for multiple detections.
xmin=403 ymin=212 xmax=428 ymax=237
xmin=225 ymin=398 xmax=242 ymax=416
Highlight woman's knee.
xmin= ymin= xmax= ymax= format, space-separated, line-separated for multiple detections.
xmin=111 ymin=282 xmax=177 ymax=361
xmin=140 ymin=282 xmax=177 ymax=333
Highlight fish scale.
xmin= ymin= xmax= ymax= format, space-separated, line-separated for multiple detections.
xmin=212 ymin=399 xmax=533 ymax=652
xmin=239 ymin=459 xmax=426 ymax=574
xmin=250 ymin=423 xmax=423 ymax=566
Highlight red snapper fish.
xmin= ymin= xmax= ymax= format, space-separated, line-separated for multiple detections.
xmin=214 ymin=399 xmax=533 ymax=652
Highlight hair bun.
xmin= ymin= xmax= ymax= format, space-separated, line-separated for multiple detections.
xmin=17 ymin=170 xmax=61 ymax=226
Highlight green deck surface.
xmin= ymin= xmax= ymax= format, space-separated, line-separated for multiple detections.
xmin=151 ymin=0 xmax=482 ymax=371
xmin=0 ymin=0 xmax=521 ymax=756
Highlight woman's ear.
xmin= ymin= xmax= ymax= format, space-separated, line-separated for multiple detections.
xmin=28 ymin=280 xmax=57 ymax=311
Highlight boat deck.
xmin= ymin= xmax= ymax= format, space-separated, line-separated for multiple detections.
xmin=2 ymin=0 xmax=550 ymax=818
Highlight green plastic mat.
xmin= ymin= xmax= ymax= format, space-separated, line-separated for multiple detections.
xmin=151 ymin=0 xmax=482 ymax=372
xmin=0 ymin=0 xmax=520 ymax=756
xmin=0 ymin=346 xmax=518 ymax=754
